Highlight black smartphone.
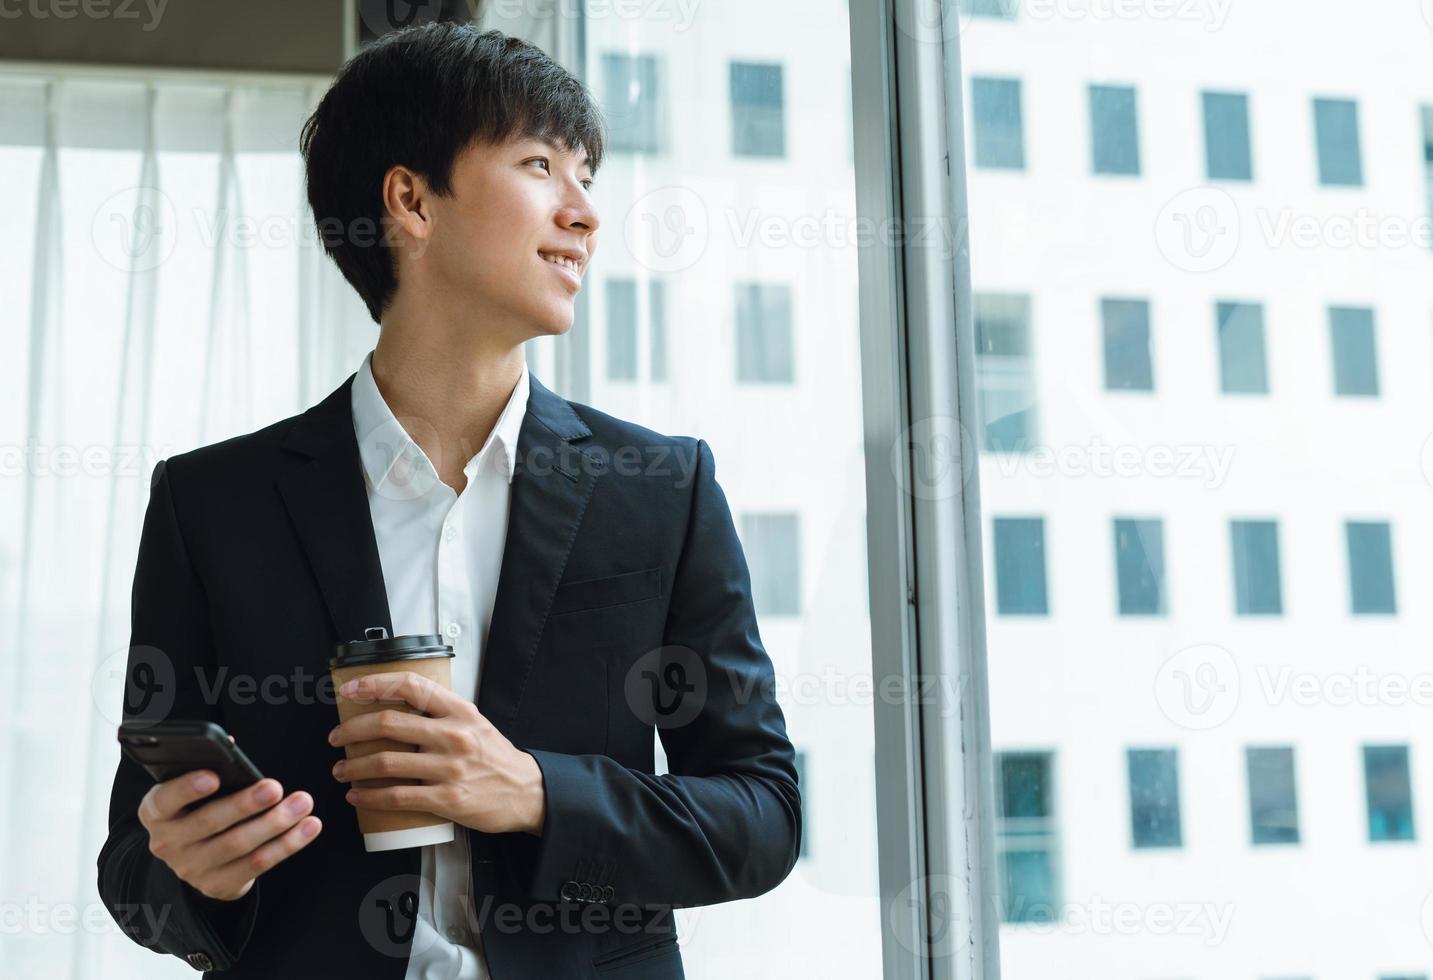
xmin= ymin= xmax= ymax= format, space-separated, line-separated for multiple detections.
xmin=117 ymin=720 xmax=264 ymax=801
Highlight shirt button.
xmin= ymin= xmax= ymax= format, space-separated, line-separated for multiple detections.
xmin=444 ymin=524 xmax=457 ymax=542
xmin=446 ymin=925 xmax=464 ymax=942
xmin=445 ymin=622 xmax=461 ymax=638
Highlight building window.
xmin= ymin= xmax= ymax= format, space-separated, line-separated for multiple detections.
xmin=969 ymin=0 xmax=1018 ymax=17
xmin=1202 ymin=91 xmax=1253 ymax=181
xmin=649 ymin=280 xmax=668 ymax=382
xmin=1329 ymin=305 xmax=1380 ymax=396
xmin=1089 ymin=84 xmax=1140 ymax=176
xmin=1216 ymin=301 xmax=1269 ymax=395
xmin=605 ymin=280 xmax=638 ymax=381
xmin=1247 ymin=747 xmax=1300 ymax=845
xmin=1101 ymin=298 xmax=1153 ymax=391
xmin=1422 ymin=106 xmax=1433 ymax=245
xmin=735 ymin=282 xmax=794 ymax=383
xmin=740 ymin=513 xmax=801 ymax=616
xmin=602 ymin=53 xmax=662 ymax=154
xmin=994 ymin=752 xmax=1059 ymax=923
xmin=974 ymin=293 xmax=1037 ymax=452
xmin=793 ymin=750 xmax=810 ymax=858
xmin=971 ymin=77 xmax=1025 ymax=170
xmin=1231 ymin=519 xmax=1282 ymax=615
xmin=1114 ymin=518 xmax=1166 ymax=615
xmin=1346 ymin=520 xmax=1397 ymax=614
xmin=1128 ymin=748 xmax=1182 ymax=848
xmin=1313 ymin=97 xmax=1363 ymax=186
xmin=730 ymin=62 xmax=785 ymax=158
xmin=1364 ymin=745 xmax=1415 ymax=842
xmin=993 ymin=517 xmax=1048 ymax=615
xmin=606 ymin=278 xmax=667 ymax=382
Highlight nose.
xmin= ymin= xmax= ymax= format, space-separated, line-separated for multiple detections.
xmin=561 ymin=183 xmax=600 ymax=238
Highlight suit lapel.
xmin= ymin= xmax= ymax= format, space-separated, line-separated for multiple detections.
xmin=275 ymin=369 xmax=603 ymax=737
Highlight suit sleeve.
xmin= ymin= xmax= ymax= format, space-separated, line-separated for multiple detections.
xmin=95 ymin=457 xmax=261 ymax=970
xmin=521 ymin=437 xmax=802 ymax=907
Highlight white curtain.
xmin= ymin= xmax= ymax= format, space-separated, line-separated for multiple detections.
xmin=0 ymin=71 xmax=375 ymax=979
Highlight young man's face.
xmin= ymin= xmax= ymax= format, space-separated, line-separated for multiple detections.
xmin=413 ymin=134 xmax=599 ymax=343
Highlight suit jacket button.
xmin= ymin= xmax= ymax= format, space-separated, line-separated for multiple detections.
xmin=578 ymin=882 xmax=594 ymax=902
xmin=601 ymin=885 xmax=615 ymax=903
xmin=560 ymin=880 xmax=579 ymax=901
xmin=185 ymin=951 xmax=215 ymax=971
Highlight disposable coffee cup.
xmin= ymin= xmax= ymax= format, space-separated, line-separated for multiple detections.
xmin=330 ymin=627 xmax=457 ymax=852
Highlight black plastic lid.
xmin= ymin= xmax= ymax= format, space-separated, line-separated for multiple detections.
xmin=330 ymin=626 xmax=454 ymax=669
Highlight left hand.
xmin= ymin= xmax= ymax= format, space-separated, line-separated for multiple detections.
xmin=328 ymin=671 xmax=546 ymax=836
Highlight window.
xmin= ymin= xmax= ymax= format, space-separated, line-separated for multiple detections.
xmin=969 ymin=0 xmax=1018 ymax=17
xmin=1346 ymin=520 xmax=1397 ymax=614
xmin=793 ymin=750 xmax=810 ymax=858
xmin=994 ymin=752 xmax=1059 ymax=923
xmin=1203 ymin=91 xmax=1253 ymax=181
xmin=974 ymin=293 xmax=1037 ymax=451
xmin=993 ymin=517 xmax=1048 ymax=615
xmin=1329 ymin=305 xmax=1379 ymax=396
xmin=971 ymin=77 xmax=1025 ymax=170
xmin=649 ymin=279 xmax=668 ymax=382
xmin=1101 ymin=298 xmax=1153 ymax=391
xmin=1216 ymin=301 xmax=1270 ymax=395
xmin=1364 ymin=745 xmax=1415 ymax=842
xmin=1247 ymin=747 xmax=1300 ymax=845
xmin=1113 ymin=518 xmax=1165 ymax=615
xmin=1128 ymin=748 xmax=1181 ymax=848
xmin=740 ymin=513 xmax=801 ymax=616
xmin=1231 ymin=519 xmax=1282 ymax=615
xmin=1313 ymin=97 xmax=1363 ymax=186
xmin=602 ymin=53 xmax=662 ymax=154
xmin=735 ymin=282 xmax=794 ymax=382
xmin=605 ymin=280 xmax=639 ymax=381
xmin=1089 ymin=84 xmax=1140 ymax=176
xmin=1423 ymin=106 xmax=1433 ymax=242
xmin=730 ymin=62 xmax=785 ymax=158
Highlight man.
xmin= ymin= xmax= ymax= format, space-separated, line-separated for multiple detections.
xmin=97 ymin=23 xmax=800 ymax=979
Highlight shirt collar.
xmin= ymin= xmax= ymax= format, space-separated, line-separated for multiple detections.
xmin=350 ymin=349 xmax=529 ymax=496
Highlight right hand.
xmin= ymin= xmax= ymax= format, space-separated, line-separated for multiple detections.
xmin=138 ymin=760 xmax=322 ymax=902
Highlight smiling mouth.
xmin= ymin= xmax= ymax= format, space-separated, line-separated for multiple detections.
xmin=538 ymin=251 xmax=584 ymax=285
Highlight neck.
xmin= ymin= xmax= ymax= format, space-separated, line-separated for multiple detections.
xmin=369 ymin=318 xmax=526 ymax=491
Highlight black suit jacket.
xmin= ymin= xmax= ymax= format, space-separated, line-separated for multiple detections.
xmin=96 ymin=369 xmax=801 ymax=978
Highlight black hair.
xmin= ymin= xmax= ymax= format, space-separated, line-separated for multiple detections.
xmin=299 ymin=23 xmax=606 ymax=324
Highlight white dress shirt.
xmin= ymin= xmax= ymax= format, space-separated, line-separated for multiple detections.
xmin=350 ymin=347 xmax=530 ymax=980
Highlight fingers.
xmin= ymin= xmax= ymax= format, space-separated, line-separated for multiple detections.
xmin=333 ymin=749 xmax=455 ymax=785
xmin=190 ymin=790 xmax=317 ymax=873
xmin=141 ymin=769 xmax=224 ymax=827
xmin=339 ymin=671 xmax=465 ymax=718
xmin=330 ymin=707 xmax=456 ymax=750
xmin=193 ymin=810 xmax=323 ymax=901
xmin=167 ymin=778 xmax=285 ymax=849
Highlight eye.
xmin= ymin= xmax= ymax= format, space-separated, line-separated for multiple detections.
xmin=581 ymin=178 xmax=595 ymax=191
xmin=526 ymin=157 xmax=551 ymax=172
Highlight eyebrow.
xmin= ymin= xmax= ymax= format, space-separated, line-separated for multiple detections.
xmin=533 ymin=138 xmax=593 ymax=174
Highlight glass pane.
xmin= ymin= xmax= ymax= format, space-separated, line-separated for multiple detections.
xmin=1202 ymin=91 xmax=1252 ymax=181
xmin=972 ymin=77 xmax=1025 ymax=170
xmin=581 ymin=4 xmax=875 ymax=975
xmin=959 ymin=6 xmax=1431 ymax=973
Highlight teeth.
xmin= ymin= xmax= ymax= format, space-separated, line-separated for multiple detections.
xmin=541 ymin=252 xmax=580 ymax=274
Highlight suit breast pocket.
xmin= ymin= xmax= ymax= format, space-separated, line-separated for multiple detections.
xmin=550 ymin=566 xmax=663 ymax=615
